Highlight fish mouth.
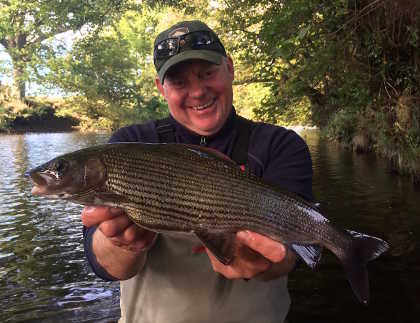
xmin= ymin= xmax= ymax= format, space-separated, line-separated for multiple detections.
xmin=31 ymin=184 xmax=49 ymax=196
xmin=25 ymin=167 xmax=52 ymax=196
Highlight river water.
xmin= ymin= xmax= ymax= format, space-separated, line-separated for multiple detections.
xmin=0 ymin=131 xmax=419 ymax=322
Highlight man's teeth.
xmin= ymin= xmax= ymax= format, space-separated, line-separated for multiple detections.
xmin=192 ymin=100 xmax=214 ymax=111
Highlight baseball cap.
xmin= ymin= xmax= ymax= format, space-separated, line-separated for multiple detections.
xmin=153 ymin=20 xmax=227 ymax=83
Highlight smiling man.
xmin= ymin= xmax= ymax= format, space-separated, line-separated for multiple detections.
xmin=156 ymin=58 xmax=234 ymax=136
xmin=81 ymin=20 xmax=313 ymax=323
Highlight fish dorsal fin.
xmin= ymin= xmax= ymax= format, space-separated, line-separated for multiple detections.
xmin=184 ymin=144 xmax=238 ymax=166
xmin=195 ymin=231 xmax=236 ymax=265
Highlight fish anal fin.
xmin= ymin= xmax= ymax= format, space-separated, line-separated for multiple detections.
xmin=195 ymin=231 xmax=236 ymax=265
xmin=290 ymin=244 xmax=323 ymax=269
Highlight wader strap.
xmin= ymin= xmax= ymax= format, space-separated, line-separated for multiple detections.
xmin=155 ymin=115 xmax=251 ymax=166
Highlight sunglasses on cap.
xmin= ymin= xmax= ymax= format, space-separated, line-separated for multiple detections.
xmin=153 ymin=31 xmax=226 ymax=65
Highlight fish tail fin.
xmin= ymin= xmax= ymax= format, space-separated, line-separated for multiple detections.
xmin=342 ymin=230 xmax=389 ymax=305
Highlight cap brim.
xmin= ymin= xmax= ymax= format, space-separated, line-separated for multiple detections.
xmin=158 ymin=50 xmax=223 ymax=83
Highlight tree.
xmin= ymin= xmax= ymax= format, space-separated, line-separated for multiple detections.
xmin=44 ymin=5 xmax=179 ymax=130
xmin=43 ymin=3 xmax=221 ymax=130
xmin=218 ymin=0 xmax=420 ymax=179
xmin=0 ymin=0 xmax=130 ymax=99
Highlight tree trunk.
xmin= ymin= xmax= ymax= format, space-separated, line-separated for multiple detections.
xmin=12 ymin=65 xmax=26 ymax=100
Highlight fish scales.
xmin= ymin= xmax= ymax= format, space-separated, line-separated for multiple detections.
xmin=105 ymin=149 xmax=241 ymax=205
xmin=104 ymin=153 xmax=260 ymax=230
xmin=104 ymin=163 xmax=253 ymax=221
xmin=121 ymin=149 xmax=286 ymax=218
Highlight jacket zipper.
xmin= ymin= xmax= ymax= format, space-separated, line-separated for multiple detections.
xmin=200 ymin=136 xmax=207 ymax=146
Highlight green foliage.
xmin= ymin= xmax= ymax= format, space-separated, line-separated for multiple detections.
xmin=42 ymin=2 xmax=221 ymax=130
xmin=43 ymin=7 xmax=170 ymax=130
xmin=0 ymin=105 xmax=14 ymax=131
xmin=325 ymin=109 xmax=358 ymax=144
xmin=233 ymin=83 xmax=270 ymax=120
xmin=217 ymin=0 xmax=420 ymax=180
xmin=0 ymin=0 xmax=131 ymax=98
xmin=373 ymin=97 xmax=420 ymax=180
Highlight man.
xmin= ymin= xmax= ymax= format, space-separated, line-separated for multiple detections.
xmin=82 ymin=20 xmax=313 ymax=323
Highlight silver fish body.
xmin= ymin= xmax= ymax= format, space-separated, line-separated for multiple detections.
xmin=27 ymin=142 xmax=389 ymax=304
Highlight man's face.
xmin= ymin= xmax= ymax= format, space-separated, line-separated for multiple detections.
xmin=156 ymin=57 xmax=234 ymax=136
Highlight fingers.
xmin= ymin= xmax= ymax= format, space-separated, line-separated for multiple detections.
xmin=236 ymin=230 xmax=286 ymax=263
xmin=206 ymin=247 xmax=270 ymax=280
xmin=98 ymin=214 xmax=133 ymax=237
xmin=109 ymin=224 xmax=157 ymax=252
xmin=117 ymin=224 xmax=155 ymax=245
xmin=81 ymin=206 xmax=124 ymax=227
xmin=97 ymin=213 xmax=153 ymax=246
xmin=206 ymin=231 xmax=289 ymax=280
xmin=82 ymin=206 xmax=157 ymax=253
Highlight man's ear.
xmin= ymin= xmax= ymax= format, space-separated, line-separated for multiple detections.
xmin=155 ymin=76 xmax=165 ymax=97
xmin=226 ymin=56 xmax=234 ymax=81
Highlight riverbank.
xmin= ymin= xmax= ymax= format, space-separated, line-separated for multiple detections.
xmin=9 ymin=108 xmax=78 ymax=133
xmin=0 ymin=97 xmax=79 ymax=133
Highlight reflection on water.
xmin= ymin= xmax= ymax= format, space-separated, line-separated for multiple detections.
xmin=288 ymin=130 xmax=420 ymax=323
xmin=0 ymin=130 xmax=419 ymax=322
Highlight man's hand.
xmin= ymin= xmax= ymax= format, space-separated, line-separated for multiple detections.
xmin=206 ymin=230 xmax=296 ymax=281
xmin=81 ymin=206 xmax=157 ymax=280
xmin=82 ymin=206 xmax=157 ymax=253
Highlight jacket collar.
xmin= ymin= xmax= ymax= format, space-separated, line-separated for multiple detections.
xmin=168 ymin=107 xmax=237 ymax=146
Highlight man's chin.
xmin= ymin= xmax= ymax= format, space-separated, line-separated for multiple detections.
xmin=192 ymin=121 xmax=221 ymax=136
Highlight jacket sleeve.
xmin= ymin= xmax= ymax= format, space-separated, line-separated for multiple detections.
xmin=83 ymin=226 xmax=117 ymax=281
xmin=83 ymin=122 xmax=158 ymax=280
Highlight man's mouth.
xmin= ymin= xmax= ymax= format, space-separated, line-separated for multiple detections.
xmin=191 ymin=98 xmax=216 ymax=111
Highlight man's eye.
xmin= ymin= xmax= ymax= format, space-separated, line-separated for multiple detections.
xmin=169 ymin=79 xmax=185 ymax=88
xmin=202 ymin=69 xmax=215 ymax=79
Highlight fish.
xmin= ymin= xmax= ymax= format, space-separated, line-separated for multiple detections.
xmin=26 ymin=142 xmax=389 ymax=305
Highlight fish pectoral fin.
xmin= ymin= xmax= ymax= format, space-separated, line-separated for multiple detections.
xmin=290 ymin=244 xmax=323 ymax=269
xmin=195 ymin=231 xmax=236 ymax=265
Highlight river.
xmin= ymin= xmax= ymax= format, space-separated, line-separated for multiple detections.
xmin=0 ymin=131 xmax=419 ymax=322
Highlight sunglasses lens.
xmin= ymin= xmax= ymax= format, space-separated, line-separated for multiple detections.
xmin=155 ymin=32 xmax=214 ymax=59
xmin=155 ymin=38 xmax=178 ymax=59
xmin=188 ymin=32 xmax=212 ymax=48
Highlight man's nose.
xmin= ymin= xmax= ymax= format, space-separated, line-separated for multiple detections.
xmin=189 ymin=79 xmax=206 ymax=99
